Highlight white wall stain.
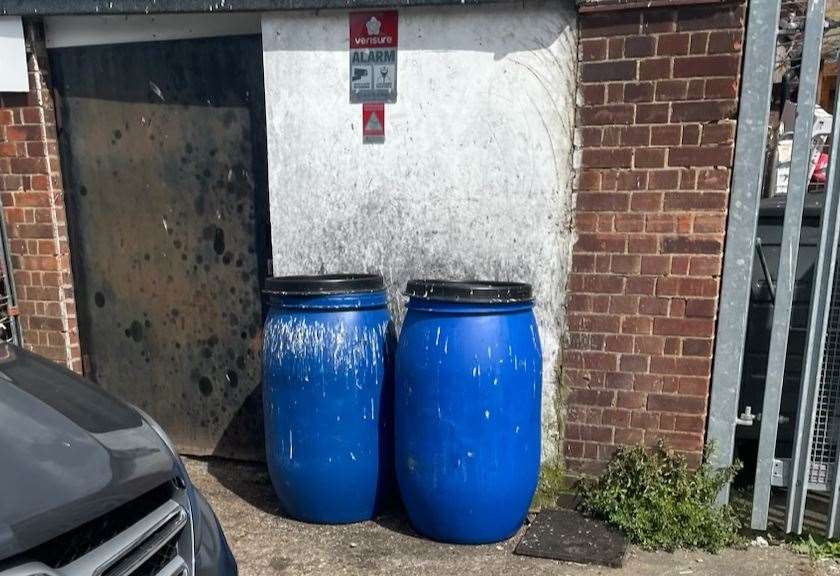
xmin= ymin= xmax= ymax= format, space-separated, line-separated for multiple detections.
xmin=262 ymin=0 xmax=577 ymax=463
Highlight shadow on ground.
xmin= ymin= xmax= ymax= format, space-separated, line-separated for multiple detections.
xmin=206 ymin=456 xmax=281 ymax=517
xmin=205 ymin=452 xmax=425 ymax=541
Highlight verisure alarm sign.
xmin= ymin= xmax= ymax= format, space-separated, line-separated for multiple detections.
xmin=349 ymin=11 xmax=398 ymax=103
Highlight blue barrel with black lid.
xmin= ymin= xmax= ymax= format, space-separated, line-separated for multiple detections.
xmin=262 ymin=274 xmax=395 ymax=524
xmin=395 ymin=280 xmax=542 ymax=543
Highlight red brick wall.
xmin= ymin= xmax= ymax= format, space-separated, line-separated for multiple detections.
xmin=0 ymin=22 xmax=81 ymax=372
xmin=564 ymin=2 xmax=745 ymax=473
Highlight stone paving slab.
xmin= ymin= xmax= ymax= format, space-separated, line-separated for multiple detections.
xmin=515 ymin=508 xmax=627 ymax=567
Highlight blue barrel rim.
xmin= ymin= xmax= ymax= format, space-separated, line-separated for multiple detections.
xmin=265 ymin=273 xmax=384 ymax=297
xmin=269 ymin=290 xmax=388 ymax=311
xmin=405 ymin=297 xmax=534 ymax=314
xmin=405 ymin=279 xmax=533 ymax=304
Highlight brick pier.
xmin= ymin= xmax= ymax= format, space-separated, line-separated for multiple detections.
xmin=0 ymin=22 xmax=81 ymax=371
xmin=564 ymin=1 xmax=746 ymax=473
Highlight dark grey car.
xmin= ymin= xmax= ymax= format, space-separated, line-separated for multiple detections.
xmin=0 ymin=345 xmax=237 ymax=576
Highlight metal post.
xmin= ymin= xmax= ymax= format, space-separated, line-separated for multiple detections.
xmin=0 ymin=192 xmax=20 ymax=346
xmin=817 ymin=78 xmax=840 ymax=538
xmin=707 ymin=0 xmax=782 ymax=505
xmin=751 ymin=0 xmax=826 ymax=531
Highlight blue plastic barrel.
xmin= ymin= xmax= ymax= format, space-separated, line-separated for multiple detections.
xmin=395 ymin=280 xmax=542 ymax=544
xmin=262 ymin=274 xmax=395 ymax=524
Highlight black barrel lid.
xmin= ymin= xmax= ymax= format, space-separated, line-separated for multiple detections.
xmin=264 ymin=274 xmax=384 ymax=296
xmin=405 ymin=279 xmax=533 ymax=304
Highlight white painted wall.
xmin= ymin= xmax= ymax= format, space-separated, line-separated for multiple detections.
xmin=0 ymin=17 xmax=28 ymax=92
xmin=262 ymin=1 xmax=577 ymax=463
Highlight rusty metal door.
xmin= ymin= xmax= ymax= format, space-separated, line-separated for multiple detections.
xmin=50 ymin=35 xmax=269 ymax=460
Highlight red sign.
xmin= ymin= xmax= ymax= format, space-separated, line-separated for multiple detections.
xmin=349 ymin=11 xmax=398 ymax=49
xmin=362 ymin=102 xmax=385 ymax=143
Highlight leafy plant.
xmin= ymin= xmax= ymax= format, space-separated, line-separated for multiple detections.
xmin=577 ymin=442 xmax=742 ymax=552
xmin=792 ymin=534 xmax=840 ymax=560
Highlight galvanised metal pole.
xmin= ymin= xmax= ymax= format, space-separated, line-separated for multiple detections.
xmin=0 ymin=201 xmax=20 ymax=345
xmin=752 ymin=0 xmax=826 ymax=531
xmin=706 ymin=0 xmax=782 ymax=505
xmin=813 ymin=73 xmax=840 ymax=538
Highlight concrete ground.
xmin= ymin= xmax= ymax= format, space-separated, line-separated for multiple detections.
xmin=185 ymin=457 xmax=834 ymax=576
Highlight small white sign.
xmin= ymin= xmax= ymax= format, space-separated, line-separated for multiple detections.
xmin=0 ymin=17 xmax=28 ymax=93
xmin=350 ymin=64 xmax=374 ymax=94
xmin=372 ymin=64 xmax=395 ymax=93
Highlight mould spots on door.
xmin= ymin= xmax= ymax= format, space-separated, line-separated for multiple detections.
xmin=125 ymin=320 xmax=143 ymax=342
xmin=200 ymin=225 xmax=220 ymax=253
xmin=79 ymin=185 xmax=88 ymax=197
xmin=94 ymin=292 xmax=106 ymax=307
xmin=199 ymin=376 xmax=213 ymax=397
xmin=213 ymin=227 xmax=226 ymax=255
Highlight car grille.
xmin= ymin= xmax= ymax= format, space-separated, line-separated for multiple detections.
xmin=1 ymin=481 xmax=194 ymax=576
xmin=128 ymin=538 xmax=178 ymax=576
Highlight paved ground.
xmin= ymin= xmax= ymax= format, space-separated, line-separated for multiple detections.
xmin=186 ymin=457 xmax=833 ymax=576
